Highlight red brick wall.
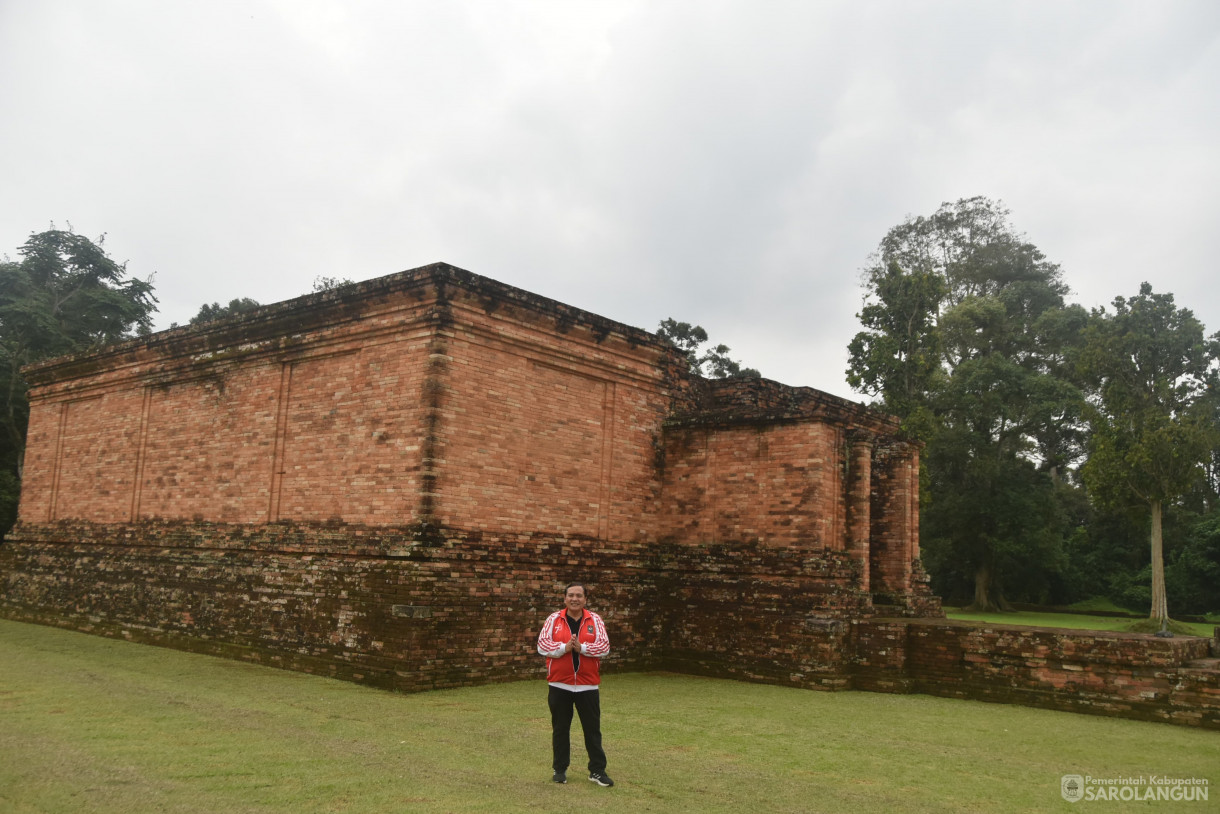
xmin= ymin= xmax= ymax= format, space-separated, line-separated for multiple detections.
xmin=16 ymin=269 xmax=675 ymax=538
xmin=435 ymin=295 xmax=669 ymax=540
xmin=869 ymin=442 xmax=919 ymax=600
xmin=659 ymin=423 xmax=845 ymax=548
xmin=35 ymin=389 xmax=144 ymax=522
xmin=15 ymin=396 xmax=58 ymax=522
xmin=138 ymin=365 xmax=280 ymax=522
xmin=845 ymin=433 xmax=873 ymax=587
xmin=274 ymin=337 xmax=431 ymax=524
xmin=853 ymin=619 xmax=1220 ymax=729
xmin=17 ymin=285 xmax=441 ymax=528
xmin=14 ymin=266 xmax=930 ymax=585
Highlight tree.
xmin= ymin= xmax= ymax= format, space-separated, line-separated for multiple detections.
xmin=0 ymin=229 xmax=157 ymax=535
xmin=1165 ymin=508 xmax=1220 ymax=615
xmin=847 ymin=197 xmax=1086 ymax=611
xmin=312 ymin=275 xmax=354 ymax=292
xmin=1077 ymin=283 xmax=1219 ymax=627
xmin=180 ymin=275 xmax=351 ymax=329
xmin=189 ymin=297 xmax=262 ymax=326
xmin=657 ymin=319 xmax=761 ymax=379
xmin=846 ymin=261 xmax=946 ymax=439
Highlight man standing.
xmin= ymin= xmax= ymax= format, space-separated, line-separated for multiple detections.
xmin=536 ymin=582 xmax=614 ymax=787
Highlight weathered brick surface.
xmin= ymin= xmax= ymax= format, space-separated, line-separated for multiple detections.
xmin=138 ymin=364 xmax=283 ymax=523
xmin=659 ymin=423 xmax=845 ymax=547
xmin=19 ymin=286 xmax=438 ymax=528
xmin=46 ymin=388 xmax=146 ymax=522
xmin=0 ymin=521 xmax=866 ymax=692
xmin=868 ymin=442 xmax=920 ymax=602
xmin=437 ymin=298 xmax=668 ymax=540
xmin=853 ymin=619 xmax=1220 ymax=729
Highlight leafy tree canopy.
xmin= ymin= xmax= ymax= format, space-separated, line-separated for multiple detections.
xmin=657 ymin=318 xmax=760 ymax=379
xmin=0 ymin=228 xmax=157 ymax=535
xmin=846 ymin=261 xmax=946 ymax=438
xmin=188 ymin=298 xmax=262 ymax=326
xmin=181 ymin=276 xmax=353 ymax=329
xmin=1078 ymin=283 xmax=1217 ymax=511
xmin=1 ymin=229 xmax=156 ymax=356
xmin=312 ymin=275 xmax=354 ymax=292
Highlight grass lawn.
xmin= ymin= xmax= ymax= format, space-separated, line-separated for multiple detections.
xmin=944 ymin=608 xmax=1218 ymax=638
xmin=1 ymin=619 xmax=1216 ymax=814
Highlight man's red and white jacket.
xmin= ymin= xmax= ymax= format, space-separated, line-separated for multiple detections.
xmin=537 ymin=608 xmax=610 ymax=689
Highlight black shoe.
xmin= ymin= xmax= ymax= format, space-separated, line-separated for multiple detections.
xmin=552 ymin=770 xmax=567 ymax=784
xmin=588 ymin=771 xmax=614 ymax=787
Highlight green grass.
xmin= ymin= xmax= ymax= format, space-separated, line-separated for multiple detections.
xmin=1 ymin=619 xmax=1217 ymax=814
xmin=1064 ymin=597 xmax=1139 ymax=614
xmin=945 ymin=608 xmax=1217 ymax=637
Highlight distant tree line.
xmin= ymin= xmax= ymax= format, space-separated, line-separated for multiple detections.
xmin=848 ymin=196 xmax=1219 ymax=626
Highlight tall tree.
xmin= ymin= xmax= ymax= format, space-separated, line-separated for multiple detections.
xmin=657 ymin=319 xmax=760 ymax=379
xmin=848 ymin=197 xmax=1085 ymax=610
xmin=846 ymin=261 xmax=946 ymax=439
xmin=0 ymin=229 xmax=157 ymax=535
xmin=1077 ymin=283 xmax=1218 ymax=627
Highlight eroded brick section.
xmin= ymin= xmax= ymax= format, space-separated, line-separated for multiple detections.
xmin=854 ymin=619 xmax=1220 ymax=729
xmin=869 ymin=442 xmax=920 ymax=604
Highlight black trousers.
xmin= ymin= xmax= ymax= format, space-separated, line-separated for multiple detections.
xmin=548 ymin=686 xmax=607 ymax=774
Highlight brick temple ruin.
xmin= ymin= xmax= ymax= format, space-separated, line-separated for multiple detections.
xmin=3 ymin=263 xmax=1216 ymax=728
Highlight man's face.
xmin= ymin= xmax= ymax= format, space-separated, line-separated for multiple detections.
xmin=565 ymin=586 xmax=586 ymax=615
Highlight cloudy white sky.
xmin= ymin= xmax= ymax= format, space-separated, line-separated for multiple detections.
xmin=2 ymin=1 xmax=1217 ymax=399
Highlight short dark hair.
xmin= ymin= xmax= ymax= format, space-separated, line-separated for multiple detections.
xmin=565 ymin=581 xmax=587 ymax=595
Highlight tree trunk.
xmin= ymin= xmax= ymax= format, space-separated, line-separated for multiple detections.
xmin=1149 ymin=499 xmax=1169 ymax=626
xmin=967 ymin=561 xmax=1010 ymax=612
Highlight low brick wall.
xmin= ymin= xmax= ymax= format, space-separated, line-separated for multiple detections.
xmin=853 ymin=618 xmax=1220 ymax=729
xmin=0 ymin=521 xmax=875 ymax=693
xmin=0 ymin=524 xmax=657 ymax=692
xmin=6 ymin=522 xmax=1217 ymax=729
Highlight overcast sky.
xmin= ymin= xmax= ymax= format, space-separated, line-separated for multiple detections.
xmin=2 ymin=1 xmax=1217 ymax=399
